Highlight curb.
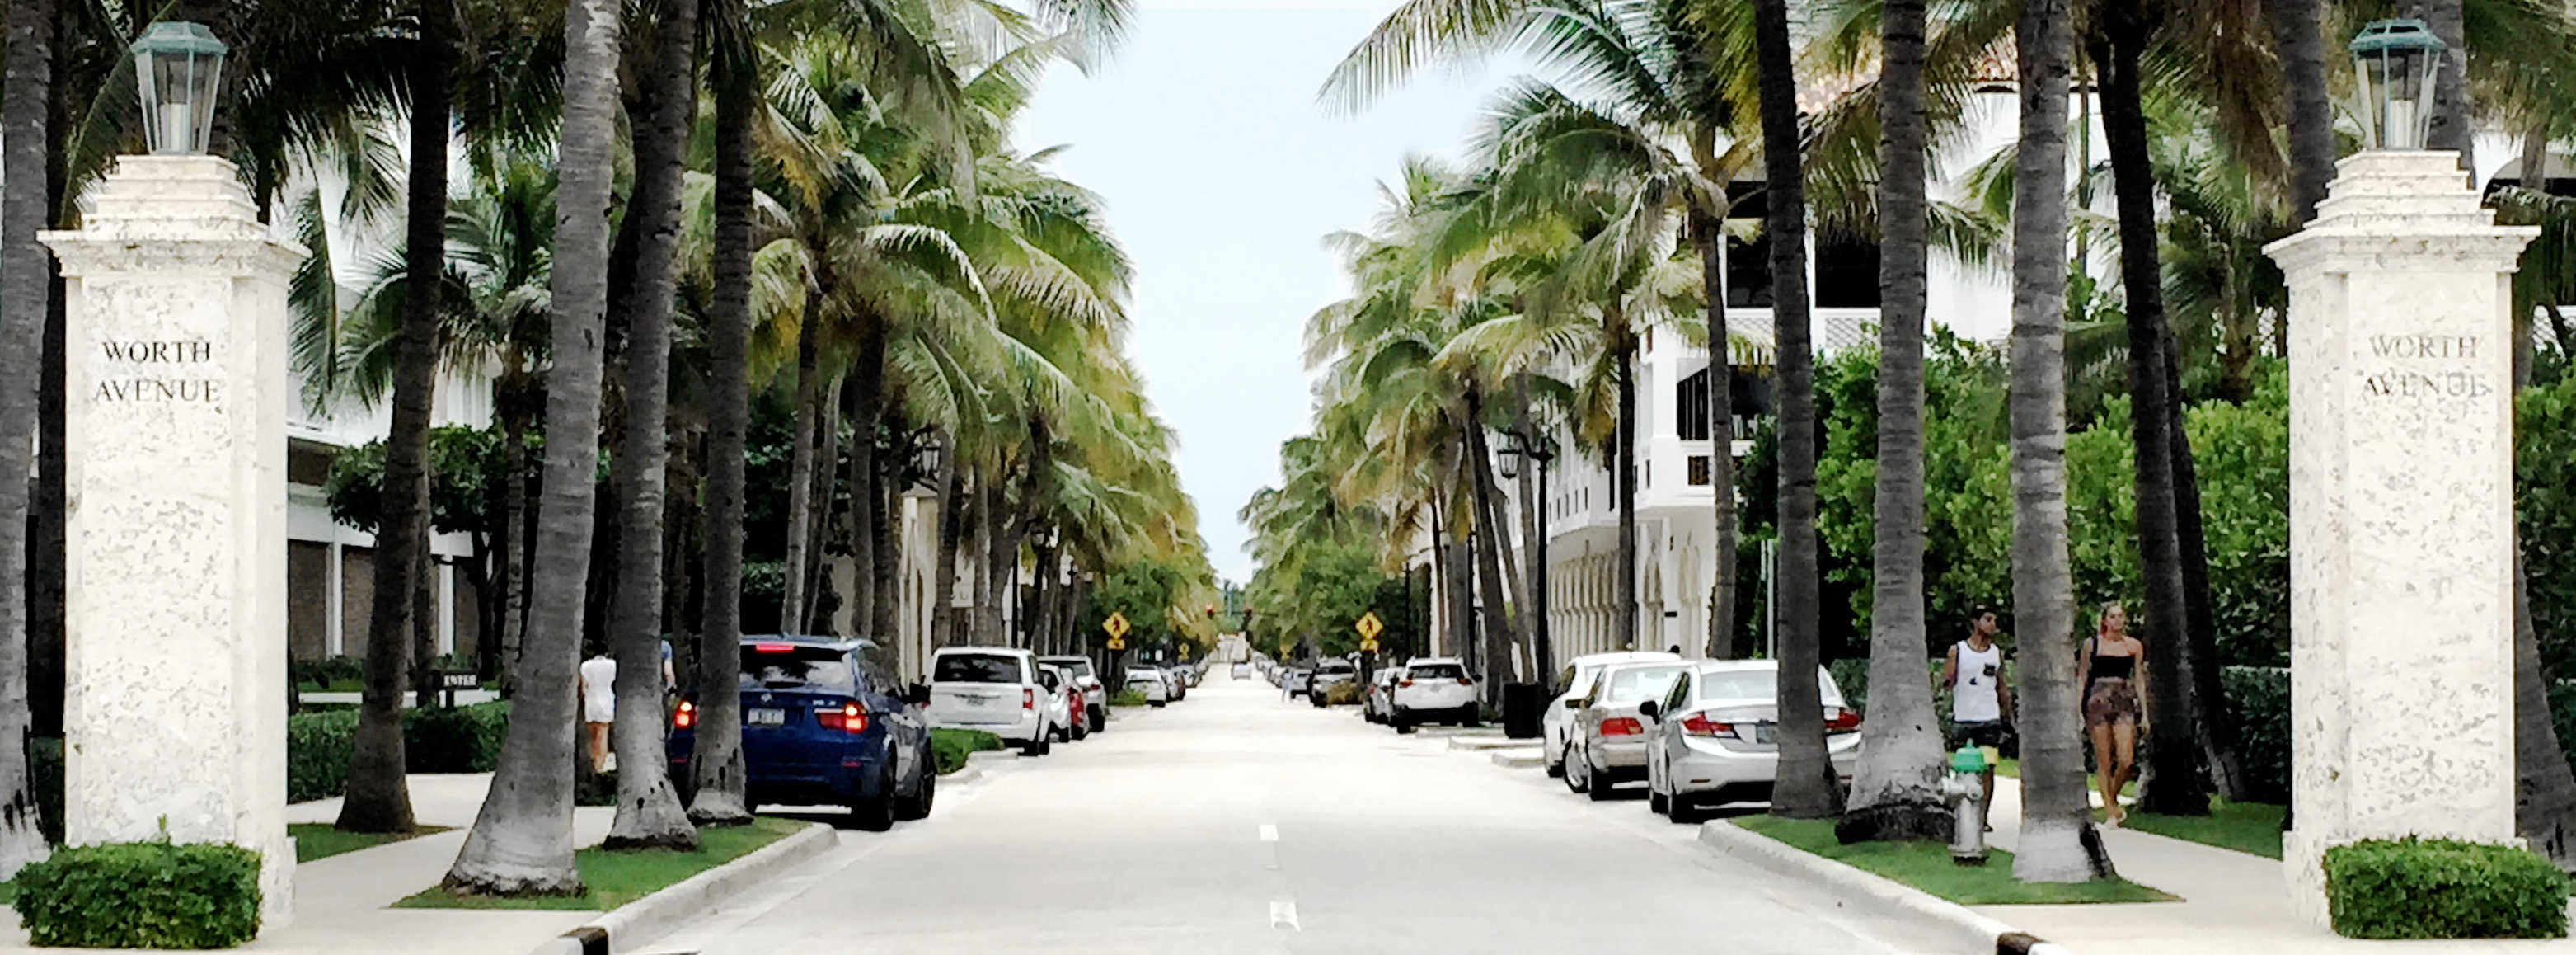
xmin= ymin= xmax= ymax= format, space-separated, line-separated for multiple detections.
xmin=527 ymin=821 xmax=838 ymax=955
xmin=939 ymin=764 xmax=983 ymax=787
xmin=1693 ymin=820 xmax=2049 ymax=955
xmin=1486 ymin=749 xmax=1544 ymax=769
xmin=1445 ymin=735 xmax=1530 ymax=751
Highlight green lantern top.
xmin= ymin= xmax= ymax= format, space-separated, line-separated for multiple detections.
xmin=2349 ymin=18 xmax=2444 ymax=59
xmin=129 ymin=21 xmax=228 ymax=58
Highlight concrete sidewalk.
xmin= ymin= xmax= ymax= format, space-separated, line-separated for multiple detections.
xmin=0 ymin=774 xmax=612 ymax=953
xmin=1977 ymin=778 xmax=2576 ymax=953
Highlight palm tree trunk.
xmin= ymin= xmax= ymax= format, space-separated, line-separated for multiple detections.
xmin=2098 ymin=12 xmax=2206 ymax=817
xmin=1843 ymin=0 xmax=1948 ymax=839
xmin=344 ymin=0 xmax=457 ymax=830
xmin=687 ymin=15 xmax=755 ymax=826
xmin=2269 ymin=0 xmax=2333 ymax=224
xmin=0 ymin=0 xmax=59 ymax=877
xmin=603 ymin=0 xmax=701 ymax=850
xmin=802 ymin=374 xmax=841 ymax=633
xmin=2007 ymin=0 xmax=2114 ymax=882
xmin=780 ymin=311 xmax=821 ymax=633
xmin=445 ymin=0 xmax=622 ymax=895
xmin=2508 ymin=256 xmax=2576 ymax=867
xmin=844 ymin=344 xmax=879 ymax=650
xmin=2424 ymin=0 xmax=2473 ymax=170
xmin=412 ymin=530 xmax=439 ymax=711
xmin=1754 ymin=0 xmax=1837 ymax=821
xmin=929 ymin=452 xmax=967 ymax=649
xmin=870 ymin=412 xmax=901 ymax=650
xmin=499 ymin=385 xmax=531 ymax=692
xmin=2164 ymin=337 xmax=2245 ymax=802
xmin=1614 ymin=325 xmax=1640 ymax=653
xmin=1689 ymin=205 xmax=1738 ymax=661
xmin=1462 ymin=393 xmax=1515 ymax=699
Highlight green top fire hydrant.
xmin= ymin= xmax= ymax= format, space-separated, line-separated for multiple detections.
xmin=1944 ymin=745 xmax=1989 ymax=865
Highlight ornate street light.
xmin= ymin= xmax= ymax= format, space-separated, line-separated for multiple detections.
xmin=2349 ymin=19 xmax=2444 ymax=151
xmin=130 ymin=22 xmax=228 ymax=156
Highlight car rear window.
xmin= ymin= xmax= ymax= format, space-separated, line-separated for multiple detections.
xmin=935 ymin=654 xmax=1023 ymax=684
xmin=1694 ymin=668 xmax=1845 ymax=704
xmin=1601 ymin=664 xmax=1687 ymax=703
xmin=1318 ymin=662 xmax=1354 ymax=675
xmin=1408 ymin=662 xmax=1464 ymax=680
xmin=739 ymin=646 xmax=856 ymax=694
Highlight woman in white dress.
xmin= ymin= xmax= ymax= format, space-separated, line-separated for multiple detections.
xmin=578 ymin=647 xmax=618 ymax=773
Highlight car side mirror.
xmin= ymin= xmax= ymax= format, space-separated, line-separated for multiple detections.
xmin=1638 ymin=700 xmax=1661 ymax=721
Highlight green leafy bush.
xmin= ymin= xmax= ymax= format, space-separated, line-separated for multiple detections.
xmin=1323 ymin=682 xmax=1365 ymax=705
xmin=286 ymin=709 xmax=360 ymax=803
xmin=931 ymin=728 xmax=1005 ymax=774
xmin=2222 ymin=667 xmax=2293 ymax=804
xmin=16 ymin=840 xmax=262 ymax=948
xmin=405 ymin=702 xmax=510 ymax=774
xmin=289 ymin=656 xmax=364 ymax=689
xmin=1110 ymin=689 xmax=1147 ymax=708
xmin=2325 ymin=838 xmax=2567 ymax=939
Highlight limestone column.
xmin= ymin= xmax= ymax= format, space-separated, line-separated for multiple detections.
xmin=41 ymin=155 xmax=301 ymax=927
xmin=2264 ymin=150 xmax=2536 ymax=926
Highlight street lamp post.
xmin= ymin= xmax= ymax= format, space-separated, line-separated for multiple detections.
xmin=1494 ymin=429 xmax=1555 ymax=681
xmin=2348 ymin=19 xmax=2444 ymax=152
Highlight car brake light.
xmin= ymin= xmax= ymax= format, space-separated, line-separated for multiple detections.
xmin=1825 ymin=708 xmax=1863 ymax=732
xmin=1399 ymin=680 xmax=1414 ymax=688
xmin=1679 ymin=713 xmax=1732 ymax=738
xmin=816 ymin=702 xmax=868 ymax=733
xmin=673 ymin=700 xmax=695 ymax=730
xmin=1601 ymin=717 xmax=1645 ymax=737
xmin=1023 ymin=688 xmax=1035 ymax=711
xmin=1457 ymin=677 xmax=1473 ymax=687
xmin=753 ymin=642 xmax=795 ymax=654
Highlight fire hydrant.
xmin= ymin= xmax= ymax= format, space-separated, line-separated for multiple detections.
xmin=1944 ymin=745 xmax=1989 ymax=866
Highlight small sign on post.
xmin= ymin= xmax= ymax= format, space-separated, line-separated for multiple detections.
xmin=1104 ymin=611 xmax=1129 ymax=651
xmin=434 ymin=670 xmax=478 ymax=708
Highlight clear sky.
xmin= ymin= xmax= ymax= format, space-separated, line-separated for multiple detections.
xmin=1013 ymin=1 xmax=1512 ymax=585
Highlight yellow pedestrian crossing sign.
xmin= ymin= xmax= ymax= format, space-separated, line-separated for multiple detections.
xmin=1107 ymin=637 xmax=1126 ymax=650
xmin=1359 ymin=637 xmax=1379 ymax=653
xmin=1104 ymin=612 xmax=1131 ymax=638
xmin=1355 ymin=611 xmax=1383 ymax=639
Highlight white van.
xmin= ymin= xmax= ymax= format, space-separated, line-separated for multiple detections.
xmin=926 ymin=647 xmax=1050 ymax=755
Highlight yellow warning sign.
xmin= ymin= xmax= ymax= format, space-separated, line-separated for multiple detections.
xmin=1104 ymin=612 xmax=1131 ymax=638
xmin=1354 ymin=611 xmax=1384 ymax=639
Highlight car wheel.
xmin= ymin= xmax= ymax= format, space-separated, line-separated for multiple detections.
xmin=1649 ymin=782 xmax=1669 ymax=816
xmin=1666 ymin=792 xmax=1697 ymax=825
xmin=1150 ymin=700 xmax=1166 ymax=708
xmin=848 ymin=764 xmax=897 ymax=832
xmin=1545 ymin=739 xmax=1566 ymax=778
xmin=1565 ymin=748 xmax=1590 ymax=794
xmin=1090 ymin=708 xmax=1106 ymax=733
xmin=1587 ymin=758 xmax=1616 ymax=802
xmin=895 ymin=761 xmax=936 ymax=821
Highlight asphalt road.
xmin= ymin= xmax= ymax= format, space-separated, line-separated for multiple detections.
xmin=642 ymin=670 xmax=1940 ymax=955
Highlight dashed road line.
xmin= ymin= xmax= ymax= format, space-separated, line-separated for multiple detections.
xmin=1258 ymin=823 xmax=1279 ymax=842
xmin=1269 ymin=900 xmax=1301 ymax=931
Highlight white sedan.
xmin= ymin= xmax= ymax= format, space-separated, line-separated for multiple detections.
xmin=1124 ymin=666 xmax=1171 ymax=707
xmin=1640 ymin=661 xmax=1863 ymax=822
xmin=1543 ymin=650 xmax=1680 ymax=777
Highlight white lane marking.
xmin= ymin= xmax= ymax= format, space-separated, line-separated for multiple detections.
xmin=1269 ymin=900 xmax=1300 ymax=930
xmin=1258 ymin=823 xmax=1279 ymax=842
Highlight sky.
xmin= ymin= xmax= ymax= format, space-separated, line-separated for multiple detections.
xmin=1013 ymin=1 xmax=1516 ymax=586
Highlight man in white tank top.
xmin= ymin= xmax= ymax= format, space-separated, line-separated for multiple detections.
xmin=1942 ymin=606 xmax=2013 ymax=830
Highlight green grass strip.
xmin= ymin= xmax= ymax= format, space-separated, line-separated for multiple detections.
xmin=2124 ymin=798 xmax=2286 ymax=859
xmin=393 ymin=816 xmax=805 ymax=911
xmin=1734 ymin=816 xmax=2179 ymax=905
xmin=291 ymin=823 xmax=453 ymax=863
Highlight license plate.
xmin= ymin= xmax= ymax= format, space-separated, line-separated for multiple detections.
xmin=1754 ymin=723 xmax=1776 ymax=744
xmin=962 ymin=695 xmax=992 ymax=708
xmin=747 ymin=708 xmax=786 ymax=727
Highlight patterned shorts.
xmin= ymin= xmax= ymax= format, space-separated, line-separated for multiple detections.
xmin=2084 ymin=677 xmax=2140 ymax=728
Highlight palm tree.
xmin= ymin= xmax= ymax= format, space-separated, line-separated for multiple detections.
xmin=603 ymin=0 xmax=702 ymax=851
xmin=1842 ymin=0 xmax=1950 ymax=840
xmin=2268 ymin=0 xmax=2333 ymax=223
xmin=444 ymin=0 xmax=623 ymax=896
xmin=0 ymin=0 xmax=59 ymax=879
xmin=1750 ymin=0 xmax=1835 ymax=821
xmin=2007 ymin=0 xmax=2114 ymax=882
xmin=688 ymin=0 xmax=757 ymax=825
xmin=340 ymin=0 xmax=461 ymax=837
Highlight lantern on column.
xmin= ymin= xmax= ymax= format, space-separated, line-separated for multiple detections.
xmin=2348 ymin=19 xmax=2444 ymax=151
xmin=130 ymin=22 xmax=228 ymax=155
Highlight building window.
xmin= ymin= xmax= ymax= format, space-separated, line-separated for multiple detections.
xmin=1724 ymin=183 xmax=1773 ymax=308
xmin=1688 ymin=456 xmax=1711 ymax=486
xmin=1677 ymin=369 xmax=1710 ymax=440
xmin=288 ymin=443 xmax=336 ymax=487
xmin=1815 ymin=228 xmax=1882 ymax=308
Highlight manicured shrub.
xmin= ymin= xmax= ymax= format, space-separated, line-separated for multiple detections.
xmin=16 ymin=840 xmax=262 ymax=948
xmin=1110 ymin=689 xmax=1147 ymax=708
xmin=405 ymin=702 xmax=510 ymax=774
xmin=1323 ymin=682 xmax=1365 ymax=705
xmin=285 ymin=708 xmax=359 ymax=803
xmin=2222 ymin=666 xmax=2292 ymax=803
xmin=931 ymin=728 xmax=1005 ymax=774
xmin=2325 ymin=837 xmax=2567 ymax=939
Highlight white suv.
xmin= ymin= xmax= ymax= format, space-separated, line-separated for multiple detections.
xmin=927 ymin=647 xmax=1050 ymax=755
xmin=1124 ymin=666 xmax=1171 ymax=706
xmin=1389 ymin=657 xmax=1479 ymax=727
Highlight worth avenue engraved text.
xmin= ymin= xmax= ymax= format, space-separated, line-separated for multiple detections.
xmin=95 ymin=338 xmax=220 ymax=404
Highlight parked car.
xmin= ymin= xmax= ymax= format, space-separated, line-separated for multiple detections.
xmin=1037 ymin=664 xmax=1082 ymax=742
xmin=1308 ymin=659 xmax=1358 ymax=707
xmin=1038 ymin=655 xmax=1109 ymax=733
xmin=1544 ymin=650 xmax=1682 ymax=778
xmin=1388 ymin=657 xmax=1478 ymax=727
xmin=1283 ymin=665 xmax=1316 ymax=699
xmin=1124 ymin=665 xmax=1171 ymax=707
xmin=1364 ymin=666 xmax=1406 ymax=723
xmin=925 ymin=647 xmax=1052 ymax=756
xmin=668 ymin=636 xmax=935 ymax=830
xmin=1232 ymin=663 xmax=1251 ymax=680
xmin=1563 ymin=659 xmax=1693 ymax=800
xmin=1640 ymin=661 xmax=1864 ymax=821
xmin=1166 ymin=666 xmax=1189 ymax=702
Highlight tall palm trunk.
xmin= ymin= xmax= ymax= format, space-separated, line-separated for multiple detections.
xmin=603 ymin=0 xmax=701 ymax=850
xmin=1462 ymin=393 xmax=1514 ymax=699
xmin=499 ymin=383 xmax=532 ymax=691
xmin=1688 ymin=204 xmax=1738 ymax=661
xmin=780 ymin=313 xmax=821 ymax=633
xmin=2098 ymin=10 xmax=2205 ymax=816
xmin=843 ymin=364 xmax=875 ymax=648
xmin=1754 ymin=0 xmax=1837 ymax=820
xmin=2424 ymin=0 xmax=2473 ymax=169
xmin=2007 ymin=0 xmax=2114 ymax=882
xmin=344 ymin=0 xmax=457 ymax=832
xmin=0 ymin=0 xmax=59 ymax=877
xmin=802 ymin=375 xmax=841 ymax=632
xmin=929 ymin=453 xmax=967 ymax=648
xmin=2269 ymin=0 xmax=2333 ymax=224
xmin=2510 ymin=266 xmax=2576 ymax=867
xmin=2164 ymin=337 xmax=2245 ymax=800
xmin=412 ymin=529 xmax=439 ymax=710
xmin=445 ymin=0 xmax=622 ymax=895
xmin=869 ymin=411 xmax=901 ymax=649
xmin=687 ymin=17 xmax=755 ymax=826
xmin=974 ymin=468 xmax=1006 ymax=642
xmin=1613 ymin=324 xmax=1640 ymax=652
xmin=1843 ymin=0 xmax=1947 ymax=840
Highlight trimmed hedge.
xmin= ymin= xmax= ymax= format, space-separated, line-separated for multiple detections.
xmin=2222 ymin=667 xmax=2293 ymax=804
xmin=286 ymin=702 xmax=511 ymax=803
xmin=286 ymin=708 xmax=361 ymax=803
xmin=2325 ymin=837 xmax=2568 ymax=939
xmin=17 ymin=840 xmax=262 ymax=948
xmin=931 ymin=728 xmax=1005 ymax=774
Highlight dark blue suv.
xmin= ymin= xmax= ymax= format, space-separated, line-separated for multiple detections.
xmin=670 ymin=636 xmax=935 ymax=830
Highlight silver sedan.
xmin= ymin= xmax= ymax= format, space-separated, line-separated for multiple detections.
xmin=1563 ymin=660 xmax=1692 ymax=800
xmin=1640 ymin=661 xmax=1863 ymax=821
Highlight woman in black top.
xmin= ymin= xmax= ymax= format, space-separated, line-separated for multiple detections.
xmin=2076 ymin=603 xmax=2144 ymax=827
